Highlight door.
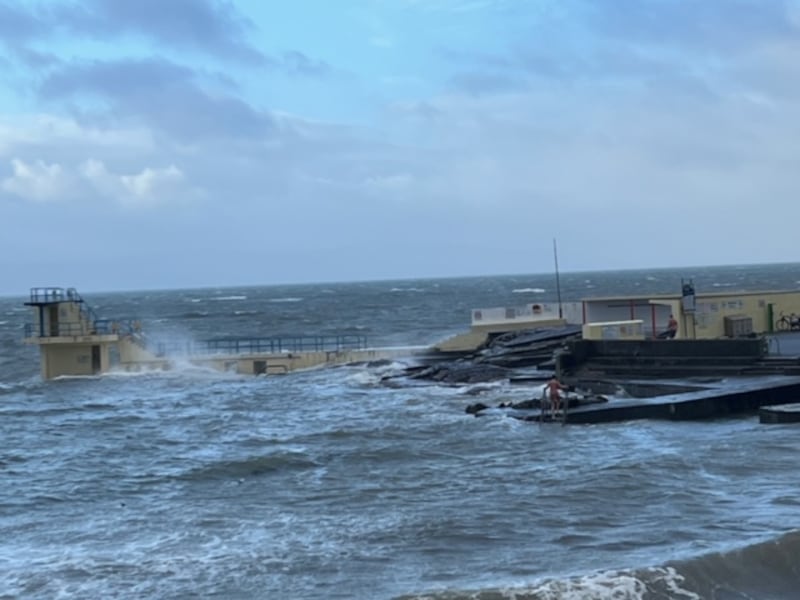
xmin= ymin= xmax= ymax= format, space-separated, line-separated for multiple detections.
xmin=91 ymin=345 xmax=101 ymax=374
xmin=48 ymin=305 xmax=59 ymax=336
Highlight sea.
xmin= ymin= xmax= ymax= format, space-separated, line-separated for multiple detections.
xmin=2 ymin=263 xmax=800 ymax=600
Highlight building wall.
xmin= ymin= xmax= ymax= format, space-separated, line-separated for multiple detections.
xmin=583 ymin=290 xmax=800 ymax=340
xmin=692 ymin=291 xmax=800 ymax=337
xmin=41 ymin=343 xmax=110 ymax=378
xmin=584 ymin=299 xmax=676 ymax=338
xmin=472 ymin=302 xmax=582 ymax=327
xmin=582 ymin=320 xmax=645 ymax=341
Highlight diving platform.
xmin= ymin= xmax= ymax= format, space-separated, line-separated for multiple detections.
xmin=22 ymin=287 xmax=425 ymax=379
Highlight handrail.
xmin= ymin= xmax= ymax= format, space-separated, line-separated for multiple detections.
xmin=153 ymin=334 xmax=369 ymax=357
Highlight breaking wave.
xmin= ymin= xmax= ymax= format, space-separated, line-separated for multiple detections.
xmin=512 ymin=288 xmax=546 ymax=294
xmin=396 ymin=529 xmax=800 ymax=599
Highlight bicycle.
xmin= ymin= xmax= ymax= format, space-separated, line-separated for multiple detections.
xmin=775 ymin=312 xmax=800 ymax=331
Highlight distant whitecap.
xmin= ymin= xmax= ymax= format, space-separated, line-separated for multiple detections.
xmin=512 ymin=287 xmax=545 ymax=293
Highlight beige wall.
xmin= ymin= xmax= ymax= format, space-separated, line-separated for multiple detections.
xmin=582 ymin=320 xmax=645 ymax=341
xmin=691 ymin=291 xmax=800 ymax=338
xmin=41 ymin=343 xmax=111 ymax=379
xmin=187 ymin=347 xmax=422 ymax=375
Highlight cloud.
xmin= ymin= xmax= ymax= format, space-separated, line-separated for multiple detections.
xmin=2 ymin=156 xmax=190 ymax=206
xmin=281 ymin=51 xmax=333 ymax=77
xmin=1 ymin=158 xmax=71 ymax=201
xmin=0 ymin=0 xmax=47 ymax=43
xmin=38 ymin=57 xmax=274 ymax=141
xmin=54 ymin=0 xmax=265 ymax=64
xmin=449 ymin=71 xmax=529 ymax=95
xmin=81 ymin=159 xmax=188 ymax=206
xmin=586 ymin=0 xmax=799 ymax=56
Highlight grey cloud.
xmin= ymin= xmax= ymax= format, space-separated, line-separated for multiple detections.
xmin=53 ymin=0 xmax=266 ymax=64
xmin=0 ymin=0 xmax=46 ymax=42
xmin=282 ymin=51 xmax=332 ymax=77
xmin=1 ymin=1 xmax=335 ymax=78
xmin=39 ymin=58 xmax=274 ymax=141
xmin=587 ymin=0 xmax=798 ymax=54
xmin=449 ymin=71 xmax=528 ymax=95
xmin=11 ymin=45 xmax=60 ymax=68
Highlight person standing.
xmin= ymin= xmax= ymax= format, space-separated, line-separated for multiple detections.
xmin=547 ymin=376 xmax=567 ymax=414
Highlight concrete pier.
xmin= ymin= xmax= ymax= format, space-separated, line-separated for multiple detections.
xmin=474 ymin=377 xmax=800 ymax=424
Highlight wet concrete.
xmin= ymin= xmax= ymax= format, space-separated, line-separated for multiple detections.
xmin=759 ymin=403 xmax=800 ymax=424
xmin=471 ymin=376 xmax=800 ymax=424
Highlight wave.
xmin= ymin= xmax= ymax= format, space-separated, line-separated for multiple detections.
xmin=396 ymin=529 xmax=800 ymax=600
xmin=177 ymin=311 xmax=209 ymax=319
xmin=210 ymin=295 xmax=248 ymax=301
xmin=512 ymin=288 xmax=546 ymax=293
xmin=268 ymin=297 xmax=303 ymax=303
xmin=180 ymin=452 xmax=319 ymax=481
xmin=390 ymin=287 xmax=426 ymax=293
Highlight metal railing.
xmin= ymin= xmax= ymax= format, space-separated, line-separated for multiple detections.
xmin=153 ymin=334 xmax=369 ymax=357
xmin=24 ymin=320 xmax=117 ymax=338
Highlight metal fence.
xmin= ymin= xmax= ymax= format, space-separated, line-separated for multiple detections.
xmin=153 ymin=334 xmax=369 ymax=357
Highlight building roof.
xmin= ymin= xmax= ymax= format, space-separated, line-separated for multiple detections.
xmin=582 ymin=289 xmax=800 ymax=303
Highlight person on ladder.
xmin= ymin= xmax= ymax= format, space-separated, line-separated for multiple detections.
xmin=547 ymin=375 xmax=567 ymax=414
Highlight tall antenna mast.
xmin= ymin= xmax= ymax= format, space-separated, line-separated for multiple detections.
xmin=553 ymin=238 xmax=563 ymax=319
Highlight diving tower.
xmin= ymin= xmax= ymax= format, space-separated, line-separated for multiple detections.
xmin=21 ymin=287 xmax=156 ymax=379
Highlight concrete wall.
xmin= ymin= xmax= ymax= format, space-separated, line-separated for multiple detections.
xmin=187 ymin=347 xmax=423 ymax=375
xmin=692 ymin=291 xmax=800 ymax=337
xmin=583 ymin=290 xmax=800 ymax=339
xmin=582 ymin=320 xmax=645 ymax=341
xmin=27 ymin=299 xmax=99 ymax=338
xmin=118 ymin=336 xmax=163 ymax=364
xmin=569 ymin=338 xmax=766 ymax=362
xmin=41 ymin=343 xmax=111 ymax=378
xmin=472 ymin=302 xmax=582 ymax=327
xmin=583 ymin=298 xmax=678 ymax=338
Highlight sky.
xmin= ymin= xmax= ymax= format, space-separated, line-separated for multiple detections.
xmin=2 ymin=0 xmax=800 ymax=294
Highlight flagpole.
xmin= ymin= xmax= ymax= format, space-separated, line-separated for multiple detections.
xmin=553 ymin=238 xmax=563 ymax=319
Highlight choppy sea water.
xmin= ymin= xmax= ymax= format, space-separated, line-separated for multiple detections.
xmin=2 ymin=263 xmax=800 ymax=599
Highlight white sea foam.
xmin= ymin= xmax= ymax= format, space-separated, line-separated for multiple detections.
xmin=407 ymin=567 xmax=701 ymax=600
xmin=210 ymin=295 xmax=248 ymax=301
xmin=346 ymin=369 xmax=383 ymax=386
xmin=512 ymin=287 xmax=546 ymax=293
xmin=268 ymin=297 xmax=303 ymax=303
xmin=51 ymin=374 xmax=101 ymax=381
